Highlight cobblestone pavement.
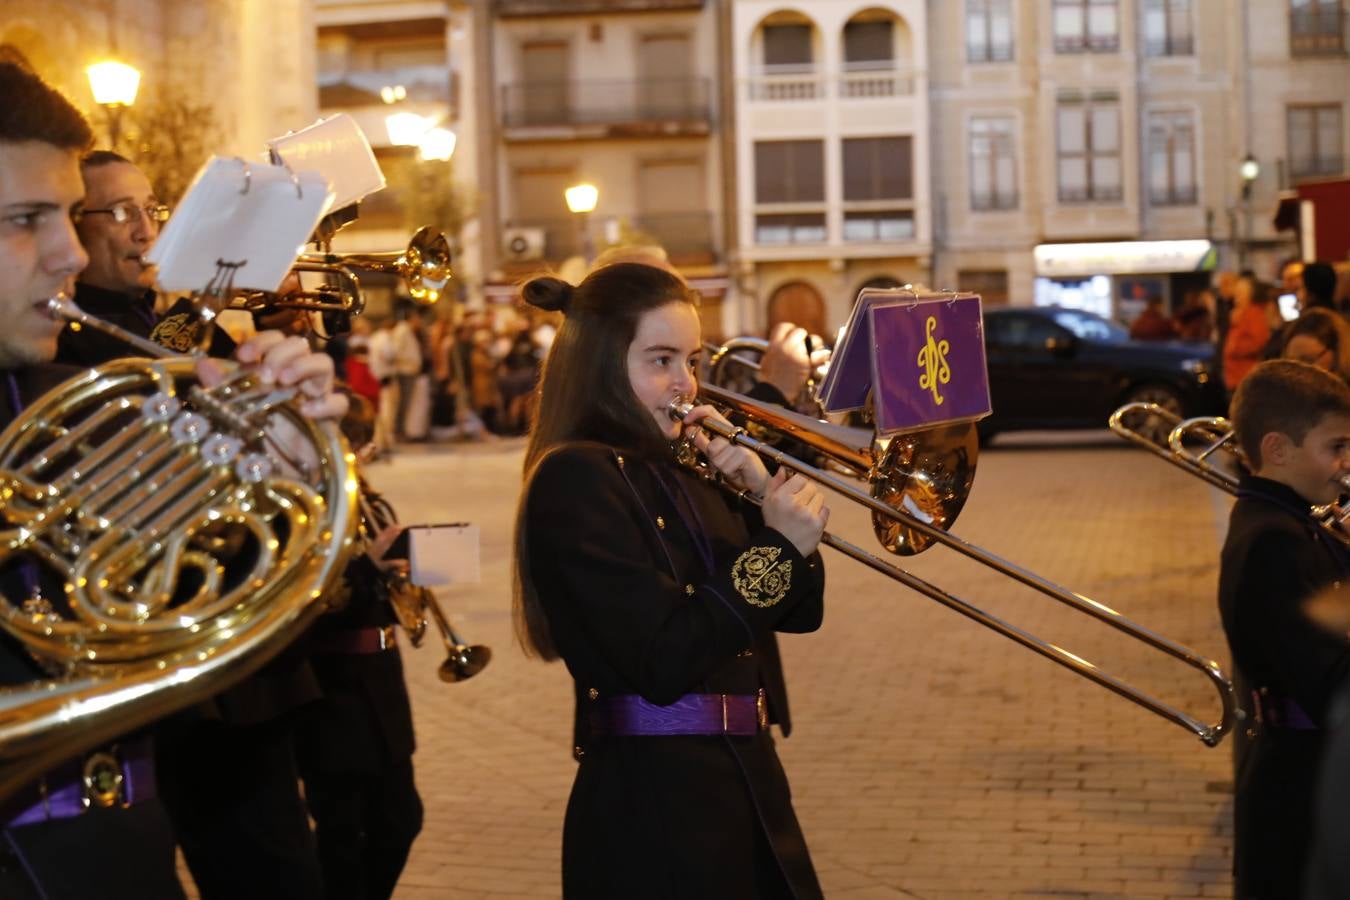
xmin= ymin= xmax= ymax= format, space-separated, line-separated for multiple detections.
xmin=362 ymin=430 xmax=1237 ymax=900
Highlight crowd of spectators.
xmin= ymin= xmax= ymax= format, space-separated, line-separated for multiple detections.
xmin=1125 ymin=259 xmax=1350 ymax=395
xmin=326 ymin=302 xmax=557 ymax=458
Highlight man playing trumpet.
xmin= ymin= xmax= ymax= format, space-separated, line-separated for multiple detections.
xmin=0 ymin=58 xmax=347 ymax=898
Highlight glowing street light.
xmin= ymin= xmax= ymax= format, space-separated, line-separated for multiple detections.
xmin=565 ymin=182 xmax=599 ymax=263
xmin=86 ymin=60 xmax=141 ymax=150
xmin=385 ymin=111 xmax=431 ymax=146
xmin=418 ymin=127 xmax=457 ymax=162
xmin=564 ymin=183 xmax=599 ymax=215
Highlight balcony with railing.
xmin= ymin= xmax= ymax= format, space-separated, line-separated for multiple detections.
xmin=746 ymin=64 xmax=916 ymax=102
xmin=496 ymin=0 xmax=703 ymax=16
xmin=1290 ymin=6 xmax=1346 ymax=56
xmin=501 ymin=77 xmax=712 ymax=139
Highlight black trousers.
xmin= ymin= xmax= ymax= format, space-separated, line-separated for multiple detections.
xmin=156 ymin=716 xmax=321 ymax=900
xmin=302 ymin=760 xmax=423 ymax=900
xmin=0 ymin=799 xmax=185 ymax=899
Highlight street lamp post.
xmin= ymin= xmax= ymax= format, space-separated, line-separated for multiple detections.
xmin=1238 ymin=153 xmax=1260 ymax=271
xmin=565 ymin=182 xmax=599 ymax=265
xmin=85 ymin=60 xmax=140 ymax=151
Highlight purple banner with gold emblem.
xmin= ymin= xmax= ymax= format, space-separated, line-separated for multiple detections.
xmin=818 ymin=289 xmax=991 ymax=436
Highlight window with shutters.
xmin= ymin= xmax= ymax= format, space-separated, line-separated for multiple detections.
xmin=754 ymin=140 xmax=826 ymax=244
xmin=1053 ymin=0 xmax=1120 ymax=53
xmin=967 ymin=0 xmax=1014 ymax=62
xmin=969 ymin=117 xmax=1018 ymax=211
xmin=1146 ymin=110 xmax=1197 ymax=205
xmin=1142 ymin=0 xmax=1193 ymax=56
xmin=1287 ymin=104 xmax=1344 ymax=179
xmin=1056 ymin=93 xmax=1122 ymax=202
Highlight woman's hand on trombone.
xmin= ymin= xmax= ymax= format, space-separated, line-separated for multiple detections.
xmin=761 ymin=469 xmax=828 ymax=557
xmin=681 ymin=404 xmax=770 ymax=497
xmin=679 ymin=405 xmax=829 ymax=557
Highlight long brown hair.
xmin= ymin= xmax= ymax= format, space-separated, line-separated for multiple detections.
xmin=512 ymin=263 xmax=699 ymax=659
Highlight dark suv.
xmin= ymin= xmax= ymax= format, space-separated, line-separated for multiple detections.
xmin=978 ymin=306 xmax=1226 ymax=442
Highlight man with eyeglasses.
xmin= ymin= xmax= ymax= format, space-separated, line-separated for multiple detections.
xmin=59 ymin=150 xmax=234 ymax=365
xmin=0 ymin=59 xmax=351 ymax=899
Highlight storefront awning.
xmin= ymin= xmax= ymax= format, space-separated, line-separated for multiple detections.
xmin=1033 ymin=240 xmax=1217 ymax=278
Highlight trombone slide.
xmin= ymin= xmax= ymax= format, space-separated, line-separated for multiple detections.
xmin=674 ymin=393 xmax=1237 ymax=747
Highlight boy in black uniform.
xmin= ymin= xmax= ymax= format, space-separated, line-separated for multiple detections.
xmin=1219 ymin=359 xmax=1350 ymax=899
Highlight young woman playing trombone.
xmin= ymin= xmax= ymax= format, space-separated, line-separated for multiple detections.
xmin=512 ymin=262 xmax=829 ymax=899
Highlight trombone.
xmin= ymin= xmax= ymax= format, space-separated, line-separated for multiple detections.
xmin=1109 ymin=401 xmax=1350 ymax=540
xmin=674 ymin=384 xmax=1237 ymax=747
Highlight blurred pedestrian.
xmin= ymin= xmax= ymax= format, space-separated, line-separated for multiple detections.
xmin=1224 ymin=276 xmax=1272 ymax=393
xmin=1129 ymin=296 xmax=1179 ymax=341
xmin=1281 ymin=308 xmax=1350 ymax=383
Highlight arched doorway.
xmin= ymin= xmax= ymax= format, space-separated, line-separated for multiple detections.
xmin=857 ymin=275 xmax=904 ymax=294
xmin=766 ymin=280 xmax=827 ymax=338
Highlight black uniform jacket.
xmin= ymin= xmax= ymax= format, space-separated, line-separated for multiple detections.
xmin=58 ymin=282 xmax=236 ymax=368
xmin=0 ymin=364 xmax=185 ymax=900
xmin=525 ymin=442 xmax=826 ymax=900
xmin=1218 ymin=475 xmax=1350 ymax=899
xmin=0 ymin=364 xmax=84 ymax=687
xmin=297 ymin=554 xmax=416 ymax=773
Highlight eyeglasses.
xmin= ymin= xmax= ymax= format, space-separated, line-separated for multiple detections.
xmin=78 ymin=202 xmax=171 ymax=226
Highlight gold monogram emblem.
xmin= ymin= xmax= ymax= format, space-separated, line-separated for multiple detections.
xmin=150 ymin=314 xmax=205 ymax=353
xmin=916 ymin=315 xmax=951 ymax=406
xmin=732 ymin=546 xmax=792 ymax=608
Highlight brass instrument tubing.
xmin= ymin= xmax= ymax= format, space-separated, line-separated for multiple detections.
xmin=674 ymin=399 xmax=1236 ymax=747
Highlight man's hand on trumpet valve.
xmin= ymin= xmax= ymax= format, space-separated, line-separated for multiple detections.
xmin=761 ymin=469 xmax=828 ymax=557
xmin=196 ymin=330 xmax=348 ymax=479
xmin=680 ymin=404 xmax=770 ymax=497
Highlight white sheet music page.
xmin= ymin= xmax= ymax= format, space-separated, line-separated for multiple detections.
xmin=266 ymin=114 xmax=386 ymax=211
xmin=146 ymin=156 xmax=334 ymax=293
xmin=410 ymin=524 xmax=481 ymax=588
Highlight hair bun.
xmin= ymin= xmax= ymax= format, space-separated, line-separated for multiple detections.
xmin=522 ymin=276 xmax=574 ymax=313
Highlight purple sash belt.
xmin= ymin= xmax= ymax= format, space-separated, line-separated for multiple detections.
xmin=590 ymin=692 xmax=765 ymax=737
xmin=1252 ymin=690 xmax=1318 ymax=731
xmin=312 ymin=624 xmax=398 ymax=655
xmin=2 ymin=737 xmax=155 ymax=828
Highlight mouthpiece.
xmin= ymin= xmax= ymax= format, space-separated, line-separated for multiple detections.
xmin=667 ymin=397 xmax=695 ymax=422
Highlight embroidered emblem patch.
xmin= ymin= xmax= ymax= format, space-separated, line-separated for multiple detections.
xmin=732 ymin=546 xmax=792 ymax=608
xmin=150 ymin=313 xmax=207 ymax=353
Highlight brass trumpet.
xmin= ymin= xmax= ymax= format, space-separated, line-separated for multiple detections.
xmin=358 ymin=486 xmax=491 ymax=683
xmin=228 ymin=226 xmax=452 ymax=316
xmin=673 ymin=383 xmax=1237 ymax=747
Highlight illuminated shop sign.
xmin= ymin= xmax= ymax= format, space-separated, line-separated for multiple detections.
xmin=1033 ymin=240 xmax=1217 ymax=277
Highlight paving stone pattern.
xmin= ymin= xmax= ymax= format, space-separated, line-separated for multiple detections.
xmin=211 ymin=432 xmax=1243 ymax=899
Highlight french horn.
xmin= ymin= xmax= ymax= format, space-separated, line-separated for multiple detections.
xmin=0 ymin=296 xmax=358 ymax=799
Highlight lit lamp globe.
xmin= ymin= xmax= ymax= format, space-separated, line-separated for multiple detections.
xmin=86 ymin=61 xmax=141 ymax=107
xmin=565 ymin=183 xmax=599 ymax=215
xmin=1240 ymin=154 xmax=1260 ymax=185
xmin=419 ymin=127 xmax=457 ymax=162
xmin=385 ymin=112 xmax=430 ymax=147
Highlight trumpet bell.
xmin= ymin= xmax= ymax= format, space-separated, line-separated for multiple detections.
xmin=439 ymin=643 xmax=491 ymax=683
xmin=870 ymin=422 xmax=979 ymax=555
xmin=404 ymin=226 xmax=452 ymax=305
